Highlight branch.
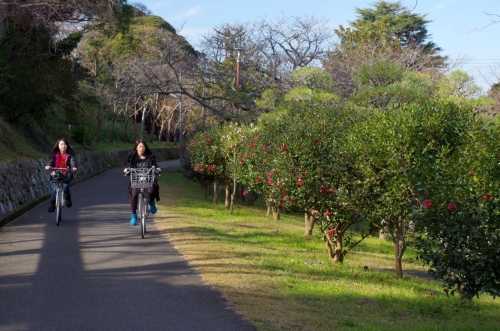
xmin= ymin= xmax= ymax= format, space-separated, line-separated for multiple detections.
xmin=457 ymin=11 xmax=500 ymax=34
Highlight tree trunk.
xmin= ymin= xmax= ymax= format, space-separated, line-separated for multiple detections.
xmin=96 ymin=90 xmax=102 ymax=142
xmin=212 ymin=178 xmax=219 ymax=204
xmin=325 ymin=230 xmax=344 ymax=264
xmin=224 ymin=184 xmax=231 ymax=209
xmin=273 ymin=210 xmax=280 ymax=220
xmin=110 ymin=109 xmax=118 ymax=143
xmin=304 ymin=209 xmax=319 ymax=236
xmin=266 ymin=201 xmax=272 ymax=217
xmin=123 ymin=115 xmax=130 ymax=142
xmin=393 ymin=215 xmax=406 ymax=278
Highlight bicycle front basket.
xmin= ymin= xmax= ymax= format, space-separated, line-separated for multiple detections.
xmin=130 ymin=169 xmax=154 ymax=189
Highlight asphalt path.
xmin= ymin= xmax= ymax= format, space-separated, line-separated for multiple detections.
xmin=0 ymin=160 xmax=257 ymax=331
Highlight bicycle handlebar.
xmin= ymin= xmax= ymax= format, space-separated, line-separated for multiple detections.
xmin=47 ymin=167 xmax=73 ymax=171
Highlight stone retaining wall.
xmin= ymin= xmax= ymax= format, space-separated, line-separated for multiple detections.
xmin=0 ymin=148 xmax=178 ymax=226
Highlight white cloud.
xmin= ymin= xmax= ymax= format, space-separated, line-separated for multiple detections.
xmin=168 ymin=6 xmax=202 ymax=22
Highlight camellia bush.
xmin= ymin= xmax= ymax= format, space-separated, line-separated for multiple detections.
xmin=235 ymin=100 xmax=377 ymax=263
xmin=186 ymin=122 xmax=252 ymax=209
xmin=184 ymin=125 xmax=225 ymax=205
xmin=414 ymin=114 xmax=500 ymax=300
xmin=345 ymin=100 xmax=475 ymax=277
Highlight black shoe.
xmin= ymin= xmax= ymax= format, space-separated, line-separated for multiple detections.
xmin=65 ymin=195 xmax=72 ymax=208
xmin=48 ymin=200 xmax=55 ymax=213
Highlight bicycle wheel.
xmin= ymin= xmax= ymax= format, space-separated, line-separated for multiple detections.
xmin=55 ymin=186 xmax=62 ymax=226
xmin=138 ymin=194 xmax=146 ymax=238
xmin=143 ymin=197 xmax=147 ymax=234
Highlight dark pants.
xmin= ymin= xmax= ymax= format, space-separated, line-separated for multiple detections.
xmin=130 ymin=187 xmax=154 ymax=213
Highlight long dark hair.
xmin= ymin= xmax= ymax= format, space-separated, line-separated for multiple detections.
xmin=129 ymin=139 xmax=153 ymax=159
xmin=49 ymin=138 xmax=75 ymax=157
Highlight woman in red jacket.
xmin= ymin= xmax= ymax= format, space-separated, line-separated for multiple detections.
xmin=45 ymin=138 xmax=78 ymax=212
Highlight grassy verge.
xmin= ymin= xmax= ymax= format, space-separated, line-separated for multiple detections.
xmin=155 ymin=167 xmax=500 ymax=331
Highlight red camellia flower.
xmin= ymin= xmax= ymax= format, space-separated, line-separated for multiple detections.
xmin=190 ymin=140 xmax=195 ymax=145
xmin=249 ymin=143 xmax=255 ymax=148
xmin=267 ymin=179 xmax=273 ymax=185
xmin=424 ymin=200 xmax=434 ymax=208
xmin=280 ymin=202 xmax=285 ymax=207
xmin=256 ymin=177 xmax=261 ymax=182
xmin=242 ymin=191 xmax=247 ymax=196
xmin=282 ymin=196 xmax=288 ymax=200
xmin=321 ymin=187 xmax=329 ymax=193
xmin=207 ymin=138 xmax=212 ymax=143
xmin=240 ymin=159 xmax=245 ymax=164
xmin=330 ymin=188 xmax=337 ymax=194
xmin=325 ymin=210 xmax=331 ymax=216
xmin=281 ymin=145 xmax=287 ymax=151
xmin=484 ymin=194 xmax=490 ymax=200
xmin=291 ymin=198 xmax=297 ymax=203
xmin=447 ymin=204 xmax=456 ymax=211
xmin=278 ymin=182 xmax=283 ymax=188
xmin=328 ymin=229 xmax=334 ymax=237
xmin=195 ymin=166 xmax=200 ymax=172
xmin=245 ymin=152 xmax=251 ymax=158
xmin=297 ymin=177 xmax=304 ymax=186
xmin=316 ymin=140 xmax=321 ymax=145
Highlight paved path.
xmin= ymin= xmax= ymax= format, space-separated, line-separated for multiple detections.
xmin=0 ymin=160 xmax=257 ymax=331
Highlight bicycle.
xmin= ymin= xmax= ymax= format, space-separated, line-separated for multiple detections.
xmin=126 ymin=166 xmax=158 ymax=238
xmin=47 ymin=167 xmax=73 ymax=226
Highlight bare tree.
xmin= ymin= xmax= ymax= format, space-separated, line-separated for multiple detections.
xmin=193 ymin=15 xmax=333 ymax=118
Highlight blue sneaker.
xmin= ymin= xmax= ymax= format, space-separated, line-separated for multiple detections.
xmin=130 ymin=213 xmax=137 ymax=226
xmin=149 ymin=202 xmax=157 ymax=214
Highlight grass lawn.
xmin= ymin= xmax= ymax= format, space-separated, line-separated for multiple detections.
xmin=155 ymin=166 xmax=500 ymax=331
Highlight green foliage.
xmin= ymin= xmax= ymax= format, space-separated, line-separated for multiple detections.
xmin=131 ymin=15 xmax=176 ymax=33
xmin=255 ymin=88 xmax=284 ymax=111
xmin=290 ymin=67 xmax=333 ymax=91
xmin=234 ymin=100 xmax=371 ymax=262
xmin=437 ymin=70 xmax=481 ymax=98
xmin=436 ymin=70 xmax=495 ymax=112
xmin=72 ymin=123 xmax=94 ymax=147
xmin=184 ymin=125 xmax=223 ymax=184
xmin=354 ymin=60 xmax=403 ymax=86
xmin=351 ymin=61 xmax=432 ymax=109
xmin=348 ymin=100 xmax=474 ymax=226
xmin=414 ymin=117 xmax=500 ymax=300
xmin=0 ymin=26 xmax=81 ymax=125
xmin=55 ymin=33 xmax=83 ymax=57
xmin=353 ymin=1 xmax=440 ymax=53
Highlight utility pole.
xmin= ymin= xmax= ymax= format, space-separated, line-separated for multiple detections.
xmin=134 ymin=85 xmax=137 ymax=142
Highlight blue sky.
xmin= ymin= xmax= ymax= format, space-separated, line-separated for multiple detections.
xmin=137 ymin=0 xmax=500 ymax=92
